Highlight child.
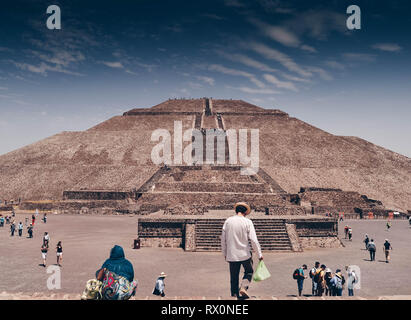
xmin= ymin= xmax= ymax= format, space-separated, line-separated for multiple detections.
xmin=152 ymin=272 xmax=167 ymax=297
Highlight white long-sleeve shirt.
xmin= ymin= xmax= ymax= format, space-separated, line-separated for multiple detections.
xmin=221 ymin=215 xmax=262 ymax=262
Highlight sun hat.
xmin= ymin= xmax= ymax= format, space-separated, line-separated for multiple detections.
xmin=158 ymin=272 xmax=167 ymax=278
xmin=234 ymin=202 xmax=251 ymax=215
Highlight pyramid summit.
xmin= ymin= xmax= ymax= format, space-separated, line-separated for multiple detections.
xmin=0 ymin=98 xmax=410 ymax=215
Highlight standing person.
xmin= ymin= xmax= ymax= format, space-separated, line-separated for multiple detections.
xmin=330 ymin=269 xmax=345 ymax=296
xmin=309 ymin=261 xmax=321 ymax=296
xmin=43 ymin=232 xmax=50 ymax=246
xmin=316 ymin=264 xmax=327 ymax=296
xmin=18 ymin=222 xmax=23 ymax=237
xmin=346 ymin=267 xmax=358 ymax=296
xmin=27 ymin=224 xmax=33 ymax=238
xmin=152 ymin=272 xmax=167 ymax=297
xmin=24 ymin=217 xmax=28 ymax=226
xmin=383 ymin=239 xmax=393 ymax=263
xmin=43 ymin=213 xmax=47 ymax=224
xmin=363 ymin=234 xmax=370 ymax=249
xmin=41 ymin=244 xmax=48 ymax=267
xmin=56 ymin=241 xmax=63 ymax=266
xmin=367 ymin=239 xmax=376 ymax=261
xmin=348 ymin=227 xmax=353 ymax=241
xmin=324 ymin=268 xmax=333 ymax=296
xmin=293 ymin=265 xmax=307 ymax=296
xmin=10 ymin=222 xmax=16 ymax=236
xmin=221 ymin=202 xmax=263 ymax=299
xmin=31 ymin=214 xmax=35 ymax=226
xmin=386 ymin=221 xmax=392 ymax=231
xmin=0 ymin=215 xmax=4 ymax=227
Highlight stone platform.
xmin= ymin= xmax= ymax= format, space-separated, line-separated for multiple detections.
xmin=137 ymin=214 xmax=340 ymax=252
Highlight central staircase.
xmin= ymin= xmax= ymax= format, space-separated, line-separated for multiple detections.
xmin=195 ymin=218 xmax=293 ymax=252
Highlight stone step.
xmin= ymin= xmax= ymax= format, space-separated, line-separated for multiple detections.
xmin=196 ymin=235 xmax=290 ymax=239
xmin=195 ymin=247 xmax=292 ymax=251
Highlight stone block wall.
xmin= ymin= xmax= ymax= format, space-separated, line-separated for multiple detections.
xmin=154 ymin=182 xmax=269 ymax=193
xmin=138 ymin=192 xmax=291 ymax=209
xmin=63 ymin=190 xmax=129 ymax=200
xmin=138 ymin=220 xmax=185 ymax=248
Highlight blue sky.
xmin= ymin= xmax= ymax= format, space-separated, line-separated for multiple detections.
xmin=0 ymin=0 xmax=410 ymax=157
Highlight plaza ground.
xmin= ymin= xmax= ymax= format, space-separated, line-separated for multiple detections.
xmin=0 ymin=213 xmax=410 ymax=298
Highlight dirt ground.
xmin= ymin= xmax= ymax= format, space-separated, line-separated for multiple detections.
xmin=0 ymin=213 xmax=410 ymax=298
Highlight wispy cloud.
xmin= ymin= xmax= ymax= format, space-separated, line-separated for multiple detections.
xmin=217 ymin=51 xmax=278 ymax=73
xmin=196 ymin=76 xmax=215 ymax=86
xmin=263 ymin=74 xmax=298 ymax=91
xmin=371 ymin=43 xmax=402 ymax=52
xmin=249 ymin=18 xmax=300 ymax=47
xmin=306 ymin=66 xmax=333 ymax=81
xmin=249 ymin=42 xmax=311 ymax=77
xmin=325 ymin=60 xmax=345 ymax=70
xmin=300 ymin=45 xmax=317 ymax=53
xmin=100 ymin=61 xmax=124 ymax=69
xmin=227 ymin=86 xmax=280 ymax=94
xmin=208 ymin=64 xmax=265 ymax=88
xmin=11 ymin=61 xmax=84 ymax=76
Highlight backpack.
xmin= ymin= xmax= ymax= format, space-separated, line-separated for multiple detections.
xmin=309 ymin=268 xmax=315 ymax=279
xmin=335 ymin=276 xmax=343 ymax=289
xmin=368 ymin=243 xmax=376 ymax=251
xmin=313 ymin=270 xmax=321 ymax=283
xmin=293 ymin=268 xmax=300 ymax=280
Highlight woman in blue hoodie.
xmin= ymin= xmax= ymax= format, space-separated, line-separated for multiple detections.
xmin=96 ymin=245 xmax=138 ymax=300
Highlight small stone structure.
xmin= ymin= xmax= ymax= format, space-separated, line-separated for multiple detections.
xmin=137 ymin=216 xmax=340 ymax=252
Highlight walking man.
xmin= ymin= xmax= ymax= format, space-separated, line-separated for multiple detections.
xmin=367 ymin=239 xmax=376 ymax=261
xmin=27 ymin=223 xmax=33 ymax=238
xmin=363 ymin=234 xmax=370 ymax=250
xmin=383 ymin=239 xmax=393 ymax=263
xmin=10 ymin=222 xmax=16 ymax=236
xmin=18 ymin=222 xmax=23 ymax=237
xmin=221 ymin=202 xmax=263 ymax=299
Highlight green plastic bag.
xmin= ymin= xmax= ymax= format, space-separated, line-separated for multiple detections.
xmin=253 ymin=260 xmax=271 ymax=282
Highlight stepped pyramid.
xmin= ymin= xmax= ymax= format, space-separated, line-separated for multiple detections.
xmin=0 ymin=98 xmax=410 ymax=214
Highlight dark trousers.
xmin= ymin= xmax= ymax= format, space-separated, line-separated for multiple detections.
xmin=335 ymin=288 xmax=343 ymax=296
xmin=18 ymin=229 xmax=22 ymax=236
xmin=348 ymin=289 xmax=354 ymax=296
xmin=229 ymin=258 xmax=253 ymax=297
xmin=369 ymin=250 xmax=375 ymax=261
xmin=297 ymin=279 xmax=304 ymax=296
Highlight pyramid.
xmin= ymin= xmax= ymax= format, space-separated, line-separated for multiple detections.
xmin=0 ymin=98 xmax=410 ymax=214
